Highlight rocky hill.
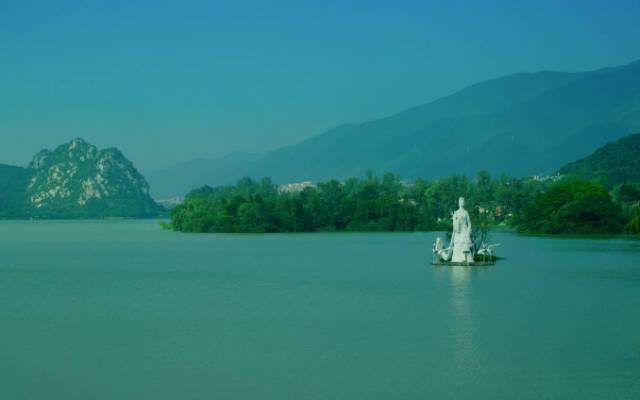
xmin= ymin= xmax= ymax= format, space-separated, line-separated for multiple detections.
xmin=0 ymin=139 xmax=161 ymax=219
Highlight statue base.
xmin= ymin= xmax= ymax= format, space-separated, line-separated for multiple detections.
xmin=432 ymin=260 xmax=495 ymax=267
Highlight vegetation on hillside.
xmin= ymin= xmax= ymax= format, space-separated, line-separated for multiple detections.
xmin=0 ymin=139 xmax=162 ymax=219
xmin=558 ymin=133 xmax=640 ymax=187
xmin=0 ymin=164 xmax=31 ymax=219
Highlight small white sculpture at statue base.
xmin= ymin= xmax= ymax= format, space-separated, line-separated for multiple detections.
xmin=433 ymin=237 xmax=451 ymax=262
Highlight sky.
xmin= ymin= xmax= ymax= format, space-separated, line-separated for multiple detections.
xmin=2 ymin=0 xmax=640 ymax=171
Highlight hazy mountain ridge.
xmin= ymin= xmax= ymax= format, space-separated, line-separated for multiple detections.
xmin=0 ymin=139 xmax=161 ymax=219
xmin=147 ymin=152 xmax=260 ymax=199
xmin=148 ymin=59 xmax=640 ymax=197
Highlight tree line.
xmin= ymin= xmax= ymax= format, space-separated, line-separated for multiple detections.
xmin=167 ymin=171 xmax=640 ymax=234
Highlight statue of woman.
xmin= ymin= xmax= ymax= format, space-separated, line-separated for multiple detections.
xmin=451 ymin=197 xmax=473 ymax=263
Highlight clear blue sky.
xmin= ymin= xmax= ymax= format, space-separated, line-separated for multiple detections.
xmin=2 ymin=0 xmax=640 ymax=171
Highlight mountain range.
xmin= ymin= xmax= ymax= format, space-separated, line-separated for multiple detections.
xmin=0 ymin=139 xmax=161 ymax=219
xmin=147 ymin=59 xmax=640 ymax=198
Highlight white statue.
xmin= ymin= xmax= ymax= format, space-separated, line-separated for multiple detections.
xmin=450 ymin=197 xmax=473 ymax=263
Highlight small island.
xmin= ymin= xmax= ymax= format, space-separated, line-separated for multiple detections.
xmin=431 ymin=196 xmax=499 ymax=266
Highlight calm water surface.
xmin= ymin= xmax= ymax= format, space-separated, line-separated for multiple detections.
xmin=1 ymin=220 xmax=639 ymax=399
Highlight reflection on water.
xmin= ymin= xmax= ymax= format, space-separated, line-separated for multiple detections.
xmin=448 ymin=266 xmax=480 ymax=375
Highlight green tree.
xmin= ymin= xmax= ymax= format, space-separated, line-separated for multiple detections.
xmin=519 ymin=181 xmax=623 ymax=234
xmin=625 ymin=206 xmax=640 ymax=234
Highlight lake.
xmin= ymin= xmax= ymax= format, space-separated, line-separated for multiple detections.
xmin=0 ymin=220 xmax=638 ymax=399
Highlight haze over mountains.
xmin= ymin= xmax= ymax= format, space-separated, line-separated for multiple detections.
xmin=148 ymin=59 xmax=640 ymax=198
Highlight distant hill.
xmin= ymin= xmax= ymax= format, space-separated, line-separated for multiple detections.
xmin=148 ymin=59 xmax=640 ymax=197
xmin=0 ymin=164 xmax=31 ymax=218
xmin=558 ymin=133 xmax=640 ymax=187
xmin=0 ymin=139 xmax=162 ymax=219
xmin=146 ymin=152 xmax=260 ymax=198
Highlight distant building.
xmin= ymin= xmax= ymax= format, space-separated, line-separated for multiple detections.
xmin=278 ymin=181 xmax=316 ymax=193
xmin=531 ymin=173 xmax=563 ymax=182
xmin=400 ymin=180 xmax=415 ymax=188
xmin=155 ymin=197 xmax=184 ymax=209
xmin=398 ymin=198 xmax=417 ymax=206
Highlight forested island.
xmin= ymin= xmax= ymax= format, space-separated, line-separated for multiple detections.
xmin=167 ymin=172 xmax=640 ymax=235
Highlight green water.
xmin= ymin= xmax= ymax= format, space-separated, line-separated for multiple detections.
xmin=0 ymin=220 xmax=638 ymax=399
